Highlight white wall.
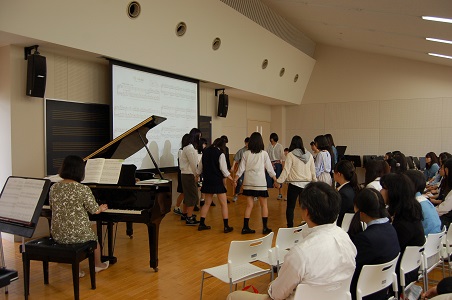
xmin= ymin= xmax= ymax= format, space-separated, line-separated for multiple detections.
xmin=287 ymin=44 xmax=452 ymax=159
xmin=0 ymin=46 xmax=12 ymax=187
xmin=0 ymin=0 xmax=315 ymax=105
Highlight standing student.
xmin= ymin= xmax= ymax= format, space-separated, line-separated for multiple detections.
xmin=234 ymin=132 xmax=277 ymax=234
xmin=275 ymin=135 xmax=316 ymax=227
xmin=49 ymin=155 xmax=109 ymax=276
xmin=198 ymin=138 xmax=210 ymax=208
xmin=266 ymin=132 xmax=285 ymax=199
xmin=313 ymin=135 xmax=333 ymax=186
xmin=173 ymin=133 xmax=190 ymax=217
xmin=180 ymin=128 xmax=201 ymax=225
xmin=230 ymin=137 xmax=249 ymax=202
xmin=325 ymin=133 xmax=338 ymax=164
xmin=334 ymin=160 xmax=360 ymax=227
xmin=309 ymin=141 xmax=320 ymax=160
xmin=196 ymin=138 xmax=234 ymax=233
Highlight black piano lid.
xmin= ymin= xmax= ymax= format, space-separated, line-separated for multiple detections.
xmin=84 ymin=115 xmax=166 ymax=161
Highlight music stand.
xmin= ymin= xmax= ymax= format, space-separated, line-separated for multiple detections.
xmin=0 ymin=176 xmax=51 ymax=291
xmin=336 ymin=146 xmax=347 ymax=161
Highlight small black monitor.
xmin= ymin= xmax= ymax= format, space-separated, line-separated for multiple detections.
xmin=343 ymin=155 xmax=361 ymax=168
xmin=419 ymin=157 xmax=426 ymax=170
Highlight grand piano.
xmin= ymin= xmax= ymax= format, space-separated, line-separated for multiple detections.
xmin=42 ymin=115 xmax=172 ymax=272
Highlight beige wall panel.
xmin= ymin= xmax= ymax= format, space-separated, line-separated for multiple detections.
xmin=441 ymin=98 xmax=452 ymax=128
xmin=379 ymin=128 xmax=441 ymax=157
xmin=246 ymin=101 xmax=271 ymax=122
xmin=324 ymin=101 xmax=379 ymax=130
xmin=325 ymin=129 xmax=380 ymax=155
xmin=379 ymin=98 xmax=442 ymax=129
xmin=441 ymin=128 xmax=452 ymax=154
xmin=0 ymin=46 xmax=12 ymax=186
xmin=67 ymin=58 xmax=108 ymax=104
xmin=50 ymin=54 xmax=69 ymax=100
xmin=10 ymin=46 xmax=45 ymax=177
xmin=286 ymin=103 xmax=325 ymax=131
xmin=304 ymin=45 xmax=452 ymax=104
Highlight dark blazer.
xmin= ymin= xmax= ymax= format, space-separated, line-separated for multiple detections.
xmin=351 ymin=221 xmax=401 ymax=300
xmin=337 ymin=183 xmax=356 ymax=227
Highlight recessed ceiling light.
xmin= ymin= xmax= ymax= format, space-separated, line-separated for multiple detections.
xmin=428 ymin=53 xmax=452 ymax=60
xmin=426 ymin=37 xmax=452 ymax=45
xmin=422 ymin=16 xmax=452 ymax=24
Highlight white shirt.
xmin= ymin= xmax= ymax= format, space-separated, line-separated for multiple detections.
xmin=436 ymin=190 xmax=452 ymax=216
xmin=268 ymin=224 xmax=357 ymax=300
xmin=179 ymin=144 xmax=198 ymax=175
xmin=267 ymin=143 xmax=285 ymax=161
xmin=366 ymin=178 xmax=382 ymax=191
xmin=236 ymin=150 xmax=276 ymax=191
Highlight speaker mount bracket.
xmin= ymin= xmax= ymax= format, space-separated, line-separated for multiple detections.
xmin=24 ymin=45 xmax=39 ymax=60
xmin=215 ymin=88 xmax=225 ymax=96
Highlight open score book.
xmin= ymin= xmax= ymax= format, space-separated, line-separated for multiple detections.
xmin=81 ymin=158 xmax=124 ymax=184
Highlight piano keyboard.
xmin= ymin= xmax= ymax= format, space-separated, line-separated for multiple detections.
xmin=104 ymin=209 xmax=142 ymax=215
xmin=42 ymin=205 xmax=142 ymax=215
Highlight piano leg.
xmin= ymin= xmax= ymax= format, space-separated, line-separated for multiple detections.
xmin=126 ymin=222 xmax=133 ymax=238
xmin=96 ymin=221 xmax=117 ymax=265
xmin=147 ymin=223 xmax=159 ymax=272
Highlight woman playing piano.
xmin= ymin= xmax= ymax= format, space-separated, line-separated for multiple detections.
xmin=49 ymin=155 xmax=109 ymax=276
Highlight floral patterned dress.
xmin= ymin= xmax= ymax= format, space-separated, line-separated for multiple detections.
xmin=49 ymin=182 xmax=99 ymax=244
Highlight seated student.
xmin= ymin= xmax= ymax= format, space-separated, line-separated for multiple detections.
xmin=422 ymin=277 xmax=452 ymax=299
xmin=49 ymin=155 xmax=109 ymax=276
xmin=405 ymin=170 xmax=442 ymax=235
xmin=424 ymin=152 xmax=440 ymax=182
xmin=427 ymin=152 xmax=452 ymax=188
xmin=386 ymin=152 xmax=408 ymax=174
xmin=350 ymin=188 xmax=400 ymax=300
xmin=436 ymin=158 xmax=452 ymax=228
xmin=227 ymin=182 xmax=357 ymax=300
xmin=380 ymin=173 xmax=425 ymax=290
xmin=334 ymin=160 xmax=360 ymax=227
xmin=364 ymin=160 xmax=390 ymax=191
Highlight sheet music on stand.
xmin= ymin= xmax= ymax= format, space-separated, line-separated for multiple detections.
xmin=0 ymin=176 xmax=51 ymax=290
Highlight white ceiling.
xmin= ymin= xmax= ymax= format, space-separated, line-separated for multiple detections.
xmin=1 ymin=1 xmax=451 ymax=105
xmin=260 ymin=0 xmax=452 ymax=67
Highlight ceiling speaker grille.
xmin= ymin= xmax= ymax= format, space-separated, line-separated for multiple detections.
xmin=221 ymin=0 xmax=315 ymax=57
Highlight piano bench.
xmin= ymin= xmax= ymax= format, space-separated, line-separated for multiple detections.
xmin=20 ymin=237 xmax=97 ymax=300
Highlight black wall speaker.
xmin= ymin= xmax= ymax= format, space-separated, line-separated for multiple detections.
xmin=26 ymin=54 xmax=47 ymax=98
xmin=217 ymin=93 xmax=228 ymax=117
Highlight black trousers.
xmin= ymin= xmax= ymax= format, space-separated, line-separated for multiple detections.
xmin=286 ymin=183 xmax=304 ymax=227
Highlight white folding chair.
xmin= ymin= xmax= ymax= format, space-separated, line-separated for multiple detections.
xmin=340 ymin=213 xmax=355 ymax=232
xmin=356 ymin=254 xmax=400 ymax=300
xmin=399 ymin=245 xmax=424 ymax=300
xmin=258 ymin=224 xmax=306 ymax=273
xmin=294 ymin=278 xmax=353 ymax=300
xmin=444 ymin=223 xmax=452 ymax=276
xmin=199 ymin=232 xmax=274 ymax=300
xmin=421 ymin=227 xmax=446 ymax=292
